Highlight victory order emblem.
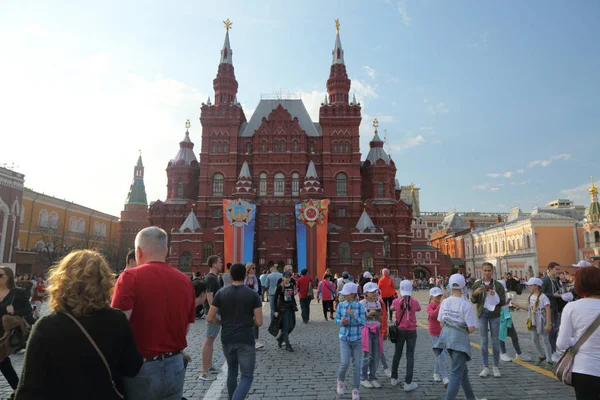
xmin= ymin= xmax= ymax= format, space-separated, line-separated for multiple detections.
xmin=297 ymin=199 xmax=327 ymax=228
xmin=225 ymin=199 xmax=254 ymax=227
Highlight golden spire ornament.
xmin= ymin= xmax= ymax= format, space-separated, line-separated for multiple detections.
xmin=335 ymin=18 xmax=340 ymax=34
xmin=185 ymin=119 xmax=191 ymax=131
xmin=591 ymin=176 xmax=598 ymax=195
xmin=224 ymin=18 xmax=233 ymax=32
xmin=373 ymin=118 xmax=379 ymax=128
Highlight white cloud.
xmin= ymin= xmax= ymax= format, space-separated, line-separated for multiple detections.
xmin=528 ymin=153 xmax=571 ymax=168
xmin=560 ymin=179 xmax=600 ymax=202
xmin=352 ymin=79 xmax=378 ymax=101
xmin=503 ymin=172 xmax=513 ymax=178
xmin=299 ymin=89 xmax=328 ymax=121
xmin=473 ymin=184 xmax=489 ymax=190
xmin=424 ymin=97 xmax=449 ymax=115
xmin=363 ymin=66 xmax=377 ymax=79
xmin=398 ymin=0 xmax=411 ymax=25
xmin=487 ymin=173 xmax=501 ymax=178
xmin=390 ymin=135 xmax=424 ymax=151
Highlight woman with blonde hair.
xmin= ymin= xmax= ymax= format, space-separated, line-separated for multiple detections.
xmin=15 ymin=250 xmax=143 ymax=400
xmin=245 ymin=263 xmax=264 ymax=349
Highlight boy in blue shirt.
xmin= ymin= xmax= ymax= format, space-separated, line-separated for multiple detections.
xmin=335 ymin=282 xmax=366 ymax=400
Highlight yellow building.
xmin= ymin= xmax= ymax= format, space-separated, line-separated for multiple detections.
xmin=15 ymin=188 xmax=119 ymax=274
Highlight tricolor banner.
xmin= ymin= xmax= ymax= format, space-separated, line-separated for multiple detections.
xmin=223 ymin=199 xmax=256 ymax=265
xmin=295 ymin=199 xmax=329 ymax=279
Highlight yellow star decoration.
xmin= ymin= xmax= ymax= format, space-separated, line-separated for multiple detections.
xmin=297 ymin=199 xmax=328 ymax=228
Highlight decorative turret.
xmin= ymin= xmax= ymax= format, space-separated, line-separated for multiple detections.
xmin=365 ymin=118 xmax=391 ymax=166
xmin=169 ymin=120 xmax=198 ymax=167
xmin=356 ymin=209 xmax=376 ymax=233
xmin=588 ymin=176 xmax=600 ymax=223
xmin=125 ymin=152 xmax=148 ymax=205
xmin=213 ymin=19 xmax=239 ymax=105
xmin=326 ymin=19 xmax=351 ymax=104
xmin=300 ymin=161 xmax=324 ymax=200
xmin=232 ymin=161 xmax=255 ymax=199
xmin=166 ymin=120 xmax=200 ymax=201
xmin=178 ymin=208 xmax=202 ymax=233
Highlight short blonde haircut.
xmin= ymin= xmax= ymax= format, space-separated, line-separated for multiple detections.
xmin=246 ymin=263 xmax=256 ymax=275
xmin=47 ymin=250 xmax=115 ymax=317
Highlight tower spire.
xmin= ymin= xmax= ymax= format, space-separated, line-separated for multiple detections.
xmin=326 ymin=19 xmax=350 ymax=104
xmin=126 ymin=153 xmax=148 ymax=205
xmin=213 ymin=18 xmax=239 ymax=105
xmin=220 ymin=19 xmax=233 ymax=65
xmin=332 ymin=18 xmax=345 ymax=65
xmin=588 ymin=176 xmax=600 ymax=223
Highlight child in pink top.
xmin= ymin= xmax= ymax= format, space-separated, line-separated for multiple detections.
xmin=426 ymin=287 xmax=448 ymax=386
xmin=390 ymin=280 xmax=421 ymax=392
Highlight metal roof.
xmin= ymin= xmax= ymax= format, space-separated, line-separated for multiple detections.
xmin=220 ymin=31 xmax=232 ymax=65
xmin=171 ymin=132 xmax=197 ymax=166
xmin=332 ymin=33 xmax=345 ymax=65
xmin=441 ymin=212 xmax=469 ymax=231
xmin=238 ymin=161 xmax=251 ymax=179
xmin=239 ymin=99 xmax=321 ymax=137
xmin=356 ymin=210 xmax=376 ymax=233
xmin=179 ymin=211 xmax=202 ymax=232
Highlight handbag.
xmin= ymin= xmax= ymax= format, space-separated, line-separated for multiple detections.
xmin=307 ymin=281 xmax=314 ymax=300
xmin=62 ymin=312 xmax=125 ymax=399
xmin=553 ymin=313 xmax=600 ymax=386
xmin=388 ymin=323 xmax=398 ymax=343
xmin=5 ymin=292 xmax=32 ymax=351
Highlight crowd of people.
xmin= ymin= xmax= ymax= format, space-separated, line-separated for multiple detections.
xmin=0 ymin=226 xmax=595 ymax=400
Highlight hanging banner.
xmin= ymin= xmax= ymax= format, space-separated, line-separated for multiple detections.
xmin=223 ymin=199 xmax=256 ymax=265
xmin=295 ymin=199 xmax=329 ymax=279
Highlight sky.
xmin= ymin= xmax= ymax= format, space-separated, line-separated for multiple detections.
xmin=1 ymin=0 xmax=599 ymax=217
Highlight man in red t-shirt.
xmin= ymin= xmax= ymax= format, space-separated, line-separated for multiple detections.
xmin=112 ymin=226 xmax=196 ymax=400
xmin=296 ymin=269 xmax=313 ymax=323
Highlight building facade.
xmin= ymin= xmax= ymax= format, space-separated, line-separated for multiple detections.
xmin=0 ymin=166 xmax=25 ymax=265
xmin=147 ymin=21 xmax=414 ymax=277
xmin=117 ymin=154 xmax=149 ymax=256
xmin=16 ymin=189 xmax=119 ymax=274
xmin=422 ymin=211 xmax=508 ymax=239
xmin=578 ymin=178 xmax=600 ymax=260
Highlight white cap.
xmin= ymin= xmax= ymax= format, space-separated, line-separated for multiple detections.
xmin=399 ymin=280 xmax=413 ymax=297
xmin=339 ymin=282 xmax=358 ymax=296
xmin=525 ymin=277 xmax=543 ymax=287
xmin=363 ymin=282 xmax=379 ymax=293
xmin=561 ymin=292 xmax=574 ymax=302
xmin=363 ymin=271 xmax=373 ymax=279
xmin=429 ymin=287 xmax=443 ymax=297
xmin=573 ymin=260 xmax=593 ymax=268
xmin=449 ymin=273 xmax=466 ymax=289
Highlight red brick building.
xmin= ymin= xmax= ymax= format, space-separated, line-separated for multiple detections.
xmin=0 ymin=166 xmax=24 ymax=266
xmin=147 ymin=23 xmax=414 ymax=276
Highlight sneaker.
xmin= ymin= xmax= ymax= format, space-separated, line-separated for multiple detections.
xmin=286 ymin=344 xmax=295 ymax=352
xmin=545 ymin=362 xmax=555 ymax=370
xmin=404 ymin=382 xmax=419 ymax=392
xmin=500 ymin=353 xmax=512 ymax=362
xmin=371 ymin=380 xmax=381 ymax=388
xmin=433 ymin=373 xmax=442 ymax=382
xmin=360 ymin=380 xmax=373 ymax=388
xmin=207 ymin=366 xmax=219 ymax=374
xmin=443 ymin=377 xmax=449 ymax=387
xmin=352 ymin=389 xmax=360 ymax=400
xmin=383 ymin=368 xmax=392 ymax=378
xmin=255 ymin=342 xmax=264 ymax=349
xmin=199 ymin=372 xmax=217 ymax=381
xmin=479 ymin=367 xmax=490 ymax=377
xmin=551 ymin=352 xmax=561 ymax=363
xmin=336 ymin=379 xmax=345 ymax=395
xmin=535 ymin=357 xmax=546 ymax=366
xmin=493 ymin=366 xmax=501 ymax=377
xmin=390 ymin=378 xmax=399 ymax=386
xmin=515 ymin=353 xmax=531 ymax=362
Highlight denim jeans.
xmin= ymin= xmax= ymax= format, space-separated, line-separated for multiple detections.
xmin=300 ymin=298 xmax=311 ymax=322
xmin=222 ymin=343 xmax=256 ymax=400
xmin=431 ymin=336 xmax=448 ymax=378
xmin=361 ymin=331 xmax=380 ymax=380
xmin=500 ymin=324 xmax=522 ymax=355
xmin=338 ymin=340 xmax=362 ymax=390
xmin=123 ymin=353 xmax=185 ymax=400
xmin=269 ymin=295 xmax=276 ymax=319
xmin=391 ymin=329 xmax=416 ymax=383
xmin=445 ymin=350 xmax=475 ymax=400
xmin=531 ymin=329 xmax=553 ymax=361
xmin=380 ymin=349 xmax=389 ymax=370
xmin=281 ymin=308 xmax=294 ymax=345
xmin=478 ymin=309 xmax=500 ymax=367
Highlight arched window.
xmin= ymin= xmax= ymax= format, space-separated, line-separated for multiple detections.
xmin=426 ymin=252 xmax=431 ymax=259
xmin=78 ymin=218 xmax=85 ymax=234
xmin=203 ymin=242 xmax=214 ymax=261
xmin=526 ymin=236 xmax=531 ymax=248
xmin=69 ymin=216 xmax=77 ymax=232
xmin=100 ymin=223 xmax=107 ymax=238
xmin=180 ymin=251 xmax=192 ymax=269
xmin=339 ymin=242 xmax=351 ymax=263
xmin=280 ymin=140 xmax=286 ymax=152
xmin=49 ymin=212 xmax=58 ymax=229
xmin=336 ymin=173 xmax=347 ymax=196
xmin=383 ymin=235 xmax=391 ymax=257
xmin=212 ymin=173 xmax=224 ymax=196
xmin=223 ymin=142 xmax=228 ymax=153
xmin=261 ymin=141 xmax=267 ymax=152
xmin=292 ymin=140 xmax=298 ymax=152
xmin=268 ymin=213 xmax=275 ymax=229
xmin=245 ymin=142 xmax=251 ymax=153
xmin=417 ymin=229 xmax=422 ymax=238
xmin=177 ymin=181 xmax=184 ymax=198
xmin=309 ymin=141 xmax=315 ymax=153
xmin=94 ymin=222 xmax=100 ymax=236
xmin=279 ymin=214 xmax=286 ymax=229
xmin=345 ymin=143 xmax=350 ymax=152
xmin=291 ymin=173 xmax=300 ymax=196
xmin=274 ymin=142 xmax=279 ymax=152
xmin=417 ymin=252 xmax=422 ymax=259
xmin=259 ymin=173 xmax=267 ymax=196
xmin=362 ymin=252 xmax=373 ymax=272
xmin=333 ymin=143 xmax=338 ymax=153
xmin=211 ymin=142 xmax=217 ymax=153
xmin=218 ymin=143 xmax=223 ymax=153
xmin=378 ymin=181 xmax=384 ymax=198
xmin=595 ymin=231 xmax=600 ymax=243
xmin=38 ymin=209 xmax=49 ymax=227
xmin=274 ymin=173 xmax=284 ymax=196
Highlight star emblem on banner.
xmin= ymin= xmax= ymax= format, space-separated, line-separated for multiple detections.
xmin=297 ymin=199 xmax=327 ymax=228
xmin=225 ymin=199 xmax=254 ymax=227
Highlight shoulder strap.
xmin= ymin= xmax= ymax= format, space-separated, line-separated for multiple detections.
xmin=573 ymin=313 xmax=600 ymax=353
xmin=62 ymin=312 xmax=124 ymax=399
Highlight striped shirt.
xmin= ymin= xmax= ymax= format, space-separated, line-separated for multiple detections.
xmin=335 ymin=300 xmax=366 ymax=342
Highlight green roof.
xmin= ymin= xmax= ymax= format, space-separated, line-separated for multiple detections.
xmin=136 ymin=155 xmax=144 ymax=168
xmin=589 ymin=201 xmax=600 ymax=222
xmin=126 ymin=178 xmax=147 ymax=205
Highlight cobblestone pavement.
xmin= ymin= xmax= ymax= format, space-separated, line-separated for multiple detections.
xmin=0 ymin=292 xmax=578 ymax=399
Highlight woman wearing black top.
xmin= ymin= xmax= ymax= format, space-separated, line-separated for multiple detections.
xmin=0 ymin=266 xmax=32 ymax=398
xmin=15 ymin=250 xmax=143 ymax=400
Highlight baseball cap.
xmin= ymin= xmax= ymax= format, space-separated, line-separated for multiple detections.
xmin=399 ymin=280 xmax=413 ymax=297
xmin=363 ymin=282 xmax=379 ymax=293
xmin=448 ymin=273 xmax=466 ymax=290
xmin=339 ymin=282 xmax=358 ymax=296
xmin=572 ymin=260 xmax=593 ymax=268
xmin=525 ymin=277 xmax=543 ymax=287
xmin=363 ymin=271 xmax=373 ymax=279
xmin=282 ymin=271 xmax=292 ymax=278
xmin=429 ymin=287 xmax=443 ymax=297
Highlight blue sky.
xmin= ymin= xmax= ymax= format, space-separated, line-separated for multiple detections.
xmin=1 ymin=0 xmax=599 ymax=217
